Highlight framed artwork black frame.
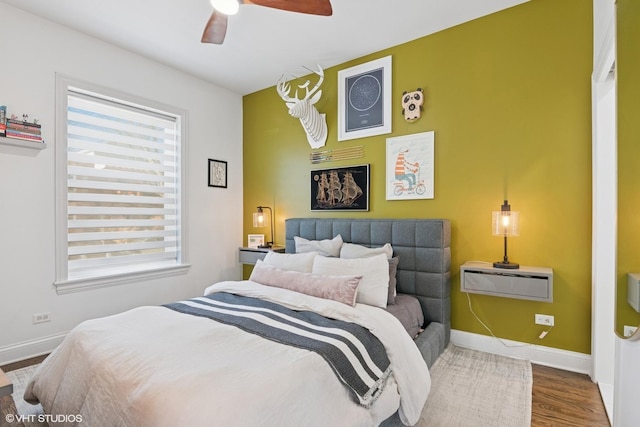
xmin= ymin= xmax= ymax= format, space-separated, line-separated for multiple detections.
xmin=310 ymin=164 xmax=370 ymax=211
xmin=208 ymin=159 xmax=227 ymax=188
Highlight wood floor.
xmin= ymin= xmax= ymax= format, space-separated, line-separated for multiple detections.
xmin=0 ymin=355 xmax=48 ymax=373
xmin=0 ymin=358 xmax=611 ymax=426
xmin=531 ymin=364 xmax=610 ymax=426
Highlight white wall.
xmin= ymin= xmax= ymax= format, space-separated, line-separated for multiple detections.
xmin=591 ymin=0 xmax=616 ymax=390
xmin=0 ymin=4 xmax=244 ymax=364
xmin=592 ymin=1 xmax=640 ymax=425
xmin=614 ymin=336 xmax=640 ymax=426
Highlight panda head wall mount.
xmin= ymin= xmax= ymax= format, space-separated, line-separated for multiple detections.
xmin=401 ymin=88 xmax=424 ymax=122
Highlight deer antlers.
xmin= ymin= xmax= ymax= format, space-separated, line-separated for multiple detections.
xmin=277 ymin=65 xmax=324 ymax=104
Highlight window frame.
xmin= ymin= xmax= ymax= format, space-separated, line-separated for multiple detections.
xmin=54 ymin=74 xmax=190 ymax=294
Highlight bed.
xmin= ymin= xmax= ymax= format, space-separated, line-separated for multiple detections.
xmin=285 ymin=218 xmax=451 ymax=368
xmin=24 ymin=218 xmax=451 ymax=427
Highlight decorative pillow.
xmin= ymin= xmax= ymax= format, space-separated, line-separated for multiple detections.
xmin=262 ymin=251 xmax=317 ymax=273
xmin=340 ymin=242 xmax=393 ymax=260
xmin=249 ymin=260 xmax=361 ymax=306
xmin=387 ymin=256 xmax=400 ymax=305
xmin=312 ymin=253 xmax=389 ymax=308
xmin=294 ymin=235 xmax=343 ymax=257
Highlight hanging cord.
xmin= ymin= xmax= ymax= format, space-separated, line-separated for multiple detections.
xmin=466 ymin=293 xmax=554 ymax=348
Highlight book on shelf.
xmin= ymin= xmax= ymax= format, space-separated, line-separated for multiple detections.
xmin=6 ymin=118 xmax=41 ymax=129
xmin=0 ymin=106 xmax=5 ymax=137
xmin=6 ymin=117 xmax=40 ymax=126
xmin=5 ymin=123 xmax=41 ymax=135
xmin=5 ymin=129 xmax=42 ymax=139
xmin=4 ymin=130 xmax=43 ymax=142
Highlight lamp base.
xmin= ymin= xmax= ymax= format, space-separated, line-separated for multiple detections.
xmin=493 ymin=261 xmax=520 ymax=269
xmin=258 ymin=243 xmax=273 ymax=249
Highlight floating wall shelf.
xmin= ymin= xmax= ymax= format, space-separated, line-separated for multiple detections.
xmin=0 ymin=136 xmax=46 ymax=150
xmin=460 ymin=261 xmax=553 ymax=302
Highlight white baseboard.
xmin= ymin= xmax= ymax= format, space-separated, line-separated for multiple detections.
xmin=0 ymin=332 xmax=68 ymax=366
xmin=451 ymin=329 xmax=592 ymax=376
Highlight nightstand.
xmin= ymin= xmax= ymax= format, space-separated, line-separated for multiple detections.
xmin=0 ymin=367 xmax=13 ymax=397
xmin=239 ymin=246 xmax=285 ymax=265
xmin=460 ymin=261 xmax=553 ymax=302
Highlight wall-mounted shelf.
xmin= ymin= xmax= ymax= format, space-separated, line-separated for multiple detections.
xmin=0 ymin=135 xmax=46 ymax=150
xmin=461 ymin=261 xmax=553 ymax=302
xmin=239 ymin=246 xmax=285 ymax=265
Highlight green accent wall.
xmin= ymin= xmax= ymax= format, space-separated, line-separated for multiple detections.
xmin=243 ymin=0 xmax=593 ymax=354
xmin=616 ymin=0 xmax=640 ymax=335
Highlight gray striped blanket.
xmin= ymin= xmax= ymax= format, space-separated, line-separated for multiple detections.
xmin=164 ymin=292 xmax=392 ymax=407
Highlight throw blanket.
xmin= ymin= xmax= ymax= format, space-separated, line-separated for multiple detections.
xmin=164 ymin=292 xmax=392 ymax=407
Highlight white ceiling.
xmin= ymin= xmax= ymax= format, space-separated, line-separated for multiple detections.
xmin=0 ymin=0 xmax=528 ymax=95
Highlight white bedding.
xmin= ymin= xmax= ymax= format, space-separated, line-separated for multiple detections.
xmin=24 ymin=280 xmax=430 ymax=426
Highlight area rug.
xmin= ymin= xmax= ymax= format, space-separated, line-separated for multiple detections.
xmin=382 ymin=344 xmax=532 ymax=427
xmin=7 ymin=344 xmax=532 ymax=427
xmin=4 ymin=366 xmax=44 ymax=427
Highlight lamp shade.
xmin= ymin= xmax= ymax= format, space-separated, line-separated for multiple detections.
xmin=492 ymin=201 xmax=519 ymax=237
xmin=253 ymin=209 xmax=265 ymax=228
xmin=252 ymin=206 xmax=274 ymax=247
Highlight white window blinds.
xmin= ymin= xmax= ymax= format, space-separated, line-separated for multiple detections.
xmin=64 ymin=87 xmax=182 ymax=281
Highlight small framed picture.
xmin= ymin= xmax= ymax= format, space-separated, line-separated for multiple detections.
xmin=208 ymin=159 xmax=227 ymax=188
xmin=247 ymin=234 xmax=265 ymax=248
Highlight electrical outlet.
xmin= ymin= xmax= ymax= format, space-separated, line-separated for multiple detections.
xmin=32 ymin=312 xmax=51 ymax=324
xmin=624 ymin=325 xmax=638 ymax=337
xmin=535 ymin=314 xmax=554 ymax=326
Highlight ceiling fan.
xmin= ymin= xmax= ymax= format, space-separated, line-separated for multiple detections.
xmin=202 ymin=0 xmax=333 ymax=45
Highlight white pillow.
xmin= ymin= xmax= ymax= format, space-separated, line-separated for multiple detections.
xmin=340 ymin=242 xmax=393 ymax=260
xmin=312 ymin=253 xmax=389 ymax=308
xmin=294 ymin=234 xmax=343 ymax=257
xmin=262 ymin=251 xmax=316 ymax=273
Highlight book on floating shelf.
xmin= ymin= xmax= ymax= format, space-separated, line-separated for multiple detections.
xmin=6 ymin=126 xmax=41 ymax=136
xmin=5 ymin=131 xmax=43 ymax=142
xmin=5 ymin=126 xmax=41 ymax=136
xmin=6 ymin=118 xmax=41 ymax=127
xmin=6 ymin=118 xmax=41 ymax=130
xmin=0 ymin=105 xmax=6 ymax=137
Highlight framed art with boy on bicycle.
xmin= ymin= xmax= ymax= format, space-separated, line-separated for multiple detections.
xmin=385 ymin=131 xmax=434 ymax=200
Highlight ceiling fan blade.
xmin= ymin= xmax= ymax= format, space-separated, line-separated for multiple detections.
xmin=201 ymin=11 xmax=228 ymax=44
xmin=242 ymin=0 xmax=332 ymax=16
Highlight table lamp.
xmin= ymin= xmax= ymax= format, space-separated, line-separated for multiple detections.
xmin=492 ymin=199 xmax=519 ymax=269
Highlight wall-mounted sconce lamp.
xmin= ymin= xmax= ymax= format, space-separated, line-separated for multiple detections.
xmin=253 ymin=206 xmax=274 ymax=248
xmin=492 ymin=199 xmax=519 ymax=269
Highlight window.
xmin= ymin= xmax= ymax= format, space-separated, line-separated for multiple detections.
xmin=55 ymin=76 xmax=189 ymax=293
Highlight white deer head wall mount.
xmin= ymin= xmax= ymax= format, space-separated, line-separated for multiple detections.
xmin=276 ymin=65 xmax=328 ymax=149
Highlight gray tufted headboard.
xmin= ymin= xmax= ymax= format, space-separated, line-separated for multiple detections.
xmin=285 ymin=218 xmax=451 ymax=353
